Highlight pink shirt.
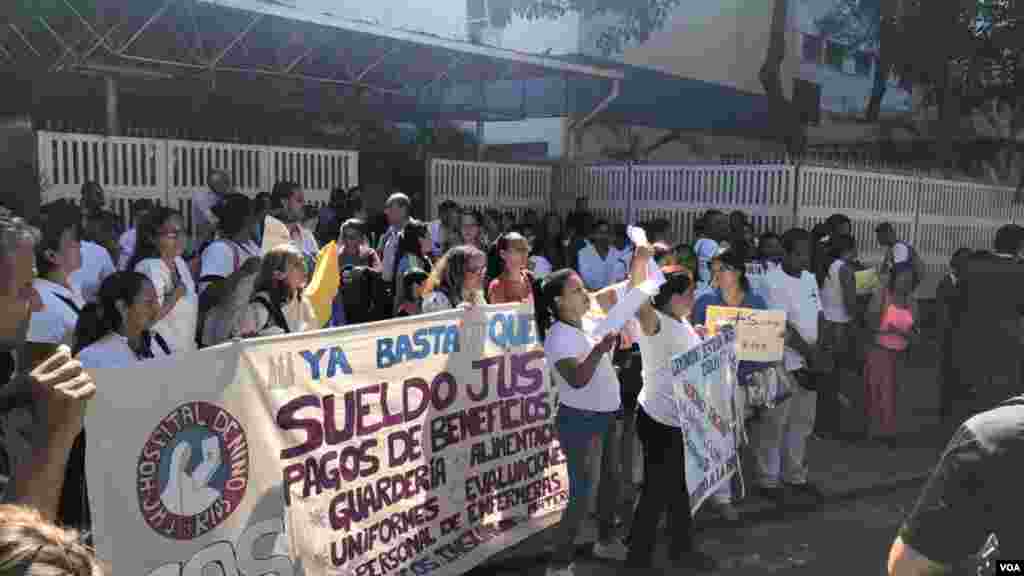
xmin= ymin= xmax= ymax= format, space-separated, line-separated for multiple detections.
xmin=877 ymin=290 xmax=914 ymax=351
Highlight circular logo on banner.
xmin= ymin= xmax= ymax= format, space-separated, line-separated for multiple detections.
xmin=136 ymin=402 xmax=249 ymax=540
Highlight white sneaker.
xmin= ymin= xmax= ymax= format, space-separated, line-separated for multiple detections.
xmin=545 ymin=562 xmax=576 ymax=576
xmin=593 ymin=537 xmax=629 ymax=561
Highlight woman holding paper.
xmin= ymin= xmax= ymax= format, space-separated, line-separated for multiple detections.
xmin=690 ymin=246 xmax=768 ymax=521
xmin=627 ymin=251 xmax=718 ymax=571
xmin=535 ymin=250 xmax=655 ymax=576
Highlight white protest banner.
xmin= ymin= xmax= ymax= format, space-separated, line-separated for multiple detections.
xmin=671 ymin=327 xmax=740 ymax=513
xmin=86 ymin=303 xmax=566 ymax=576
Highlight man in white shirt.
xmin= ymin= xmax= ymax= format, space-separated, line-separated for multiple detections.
xmin=378 ymin=193 xmax=411 ymax=285
xmin=876 ymin=222 xmax=911 ymax=278
xmin=576 ymin=219 xmax=619 ymax=290
xmin=192 ymin=169 xmax=231 ymax=249
xmin=755 ymin=228 xmax=828 ymax=505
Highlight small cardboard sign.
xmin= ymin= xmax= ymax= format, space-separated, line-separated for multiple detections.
xmin=705 ymin=306 xmax=786 ymax=362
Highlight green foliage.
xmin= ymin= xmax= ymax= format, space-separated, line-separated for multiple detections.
xmin=488 ymin=0 xmax=683 ymax=55
xmin=889 ymin=0 xmax=1021 ymax=109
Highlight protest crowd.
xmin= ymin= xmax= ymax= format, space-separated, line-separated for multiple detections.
xmin=0 ymin=169 xmax=1019 ymax=575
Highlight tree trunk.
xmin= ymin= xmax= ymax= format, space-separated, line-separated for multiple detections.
xmin=760 ymin=0 xmax=804 ymax=153
xmin=865 ymin=53 xmax=888 ymax=122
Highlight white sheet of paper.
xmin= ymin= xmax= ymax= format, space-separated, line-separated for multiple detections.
xmin=262 ymin=215 xmax=292 ymax=255
xmin=592 ymin=280 xmax=660 ymax=339
xmin=626 ymin=225 xmax=666 ymax=287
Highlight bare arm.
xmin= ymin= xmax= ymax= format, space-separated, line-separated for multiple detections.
xmin=10 ymin=347 xmax=96 ymax=522
xmin=629 ymin=244 xmax=659 ymax=336
xmin=554 ymin=332 xmax=618 ymax=389
xmin=887 ymin=536 xmax=952 ymax=576
xmin=593 ymin=243 xmax=654 ymax=311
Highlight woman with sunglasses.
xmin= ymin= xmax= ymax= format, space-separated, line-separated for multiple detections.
xmin=421 ymin=245 xmax=486 ymax=313
xmin=626 ymin=249 xmax=718 ymax=571
xmin=690 ymin=246 xmax=769 ymax=522
xmin=129 ymin=207 xmax=197 ymax=355
xmin=332 ymin=218 xmax=381 ymax=326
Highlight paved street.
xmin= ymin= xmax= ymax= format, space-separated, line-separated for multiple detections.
xmin=469 ymin=331 xmax=957 ymax=576
xmin=472 ymin=481 xmax=924 ymax=576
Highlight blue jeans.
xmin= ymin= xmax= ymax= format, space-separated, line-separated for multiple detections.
xmin=551 ymin=404 xmax=618 ymax=566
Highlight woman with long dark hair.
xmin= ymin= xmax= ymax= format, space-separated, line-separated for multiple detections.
xmin=535 ymin=250 xmax=656 ymax=576
xmin=487 ymin=232 xmax=532 ymax=304
xmin=237 ymin=244 xmax=316 ymax=337
xmin=421 ymin=245 xmax=486 ymax=313
xmin=627 ymin=250 xmax=718 ymax=571
xmin=27 ymin=201 xmax=84 ymax=347
xmin=392 ymin=219 xmax=433 ymax=314
xmin=74 ymin=271 xmax=167 ymax=367
xmin=129 ymin=207 xmax=197 ymax=354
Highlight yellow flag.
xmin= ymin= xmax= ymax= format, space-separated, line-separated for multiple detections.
xmin=303 ymin=241 xmax=340 ymax=328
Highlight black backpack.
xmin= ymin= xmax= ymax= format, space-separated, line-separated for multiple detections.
xmin=251 ymin=294 xmax=291 ymax=334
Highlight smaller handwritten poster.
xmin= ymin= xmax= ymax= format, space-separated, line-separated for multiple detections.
xmin=705 ymin=306 xmax=786 ymax=363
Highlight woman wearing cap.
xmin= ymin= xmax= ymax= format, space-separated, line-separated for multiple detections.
xmin=691 ymin=246 xmax=769 ymax=522
xmin=534 ymin=247 xmax=656 ymax=576
xmin=626 ymin=250 xmax=718 ymax=571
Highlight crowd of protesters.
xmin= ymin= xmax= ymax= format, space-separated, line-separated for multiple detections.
xmin=0 ymin=167 xmax=1018 ymax=575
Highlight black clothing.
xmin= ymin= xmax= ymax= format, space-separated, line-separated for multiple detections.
xmin=898 ymin=396 xmax=1024 ymax=568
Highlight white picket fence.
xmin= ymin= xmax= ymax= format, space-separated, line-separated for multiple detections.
xmin=427 ymin=158 xmax=552 ymax=220
xmin=38 ymin=131 xmax=359 ymax=233
xmin=429 ymin=158 xmax=1019 ymax=298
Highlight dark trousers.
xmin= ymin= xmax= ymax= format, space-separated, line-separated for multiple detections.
xmin=627 ymin=406 xmax=694 ymax=568
xmin=815 ymin=321 xmax=851 ymax=437
xmin=939 ymin=331 xmax=960 ymax=424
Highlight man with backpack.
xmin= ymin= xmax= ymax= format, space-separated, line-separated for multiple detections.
xmin=875 ymin=222 xmax=923 ymax=291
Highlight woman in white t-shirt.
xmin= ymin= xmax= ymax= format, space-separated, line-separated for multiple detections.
xmin=536 ymin=265 xmax=642 ymax=576
xmin=627 ymin=257 xmax=718 ymax=571
xmin=197 ymin=194 xmax=262 ymax=347
xmin=129 ymin=207 xmax=197 ymax=355
xmin=27 ymin=202 xmax=85 ymax=346
xmin=74 ymin=271 xmax=169 ymax=368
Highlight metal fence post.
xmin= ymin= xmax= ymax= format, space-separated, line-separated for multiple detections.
xmin=791 ymin=156 xmax=801 ymax=230
xmin=911 ymin=170 xmax=923 ymax=250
